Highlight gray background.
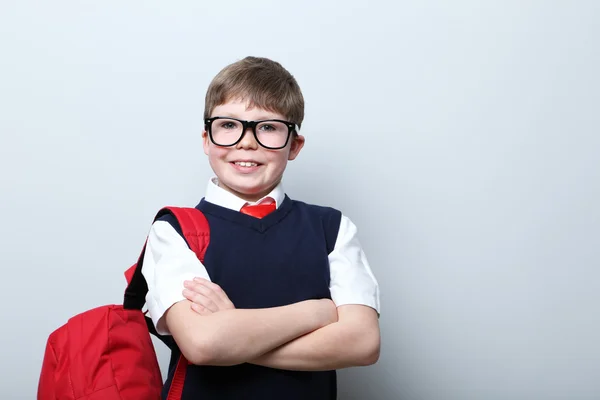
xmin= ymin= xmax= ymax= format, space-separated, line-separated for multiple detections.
xmin=1 ymin=1 xmax=599 ymax=399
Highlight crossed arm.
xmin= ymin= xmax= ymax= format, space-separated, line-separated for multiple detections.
xmin=163 ymin=278 xmax=380 ymax=371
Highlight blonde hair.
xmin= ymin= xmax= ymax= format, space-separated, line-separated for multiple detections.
xmin=204 ymin=57 xmax=305 ymax=129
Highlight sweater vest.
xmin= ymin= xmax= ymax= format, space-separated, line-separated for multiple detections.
xmin=160 ymin=195 xmax=342 ymax=400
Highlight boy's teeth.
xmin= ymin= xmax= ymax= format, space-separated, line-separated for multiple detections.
xmin=235 ymin=161 xmax=258 ymax=167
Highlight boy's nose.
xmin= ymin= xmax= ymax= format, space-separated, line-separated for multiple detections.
xmin=236 ymin=127 xmax=259 ymax=150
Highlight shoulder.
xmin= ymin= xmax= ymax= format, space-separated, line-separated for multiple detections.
xmin=287 ymin=197 xmax=345 ymax=252
xmin=152 ymin=205 xmax=208 ymax=237
xmin=287 ymin=197 xmax=348 ymax=232
xmin=288 ymin=197 xmax=342 ymax=220
xmin=287 ymin=196 xmax=366 ymax=240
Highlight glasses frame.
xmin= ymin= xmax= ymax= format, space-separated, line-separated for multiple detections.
xmin=204 ymin=116 xmax=298 ymax=150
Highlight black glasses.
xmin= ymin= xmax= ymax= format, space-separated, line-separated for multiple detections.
xmin=205 ymin=117 xmax=297 ymax=150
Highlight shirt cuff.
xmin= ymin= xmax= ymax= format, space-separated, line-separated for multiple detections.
xmin=330 ymin=287 xmax=381 ymax=315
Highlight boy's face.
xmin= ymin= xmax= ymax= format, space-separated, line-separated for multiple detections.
xmin=203 ymin=99 xmax=305 ymax=202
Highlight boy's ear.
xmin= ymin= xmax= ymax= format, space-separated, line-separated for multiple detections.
xmin=202 ymin=130 xmax=210 ymax=155
xmin=288 ymin=134 xmax=305 ymax=161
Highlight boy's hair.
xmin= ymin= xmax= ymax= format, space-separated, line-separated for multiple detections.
xmin=204 ymin=56 xmax=305 ymax=129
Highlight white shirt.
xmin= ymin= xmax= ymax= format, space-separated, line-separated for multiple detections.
xmin=142 ymin=178 xmax=380 ymax=335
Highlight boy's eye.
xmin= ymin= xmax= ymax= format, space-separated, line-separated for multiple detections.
xmin=258 ymin=121 xmax=286 ymax=133
xmin=259 ymin=124 xmax=276 ymax=132
xmin=220 ymin=121 xmax=239 ymax=130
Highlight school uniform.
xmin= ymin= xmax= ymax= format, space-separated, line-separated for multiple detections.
xmin=142 ymin=178 xmax=380 ymax=400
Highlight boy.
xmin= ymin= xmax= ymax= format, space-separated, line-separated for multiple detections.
xmin=142 ymin=56 xmax=381 ymax=399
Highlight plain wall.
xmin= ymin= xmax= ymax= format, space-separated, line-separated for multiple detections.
xmin=1 ymin=1 xmax=599 ymax=399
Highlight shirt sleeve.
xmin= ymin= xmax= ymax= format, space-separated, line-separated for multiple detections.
xmin=141 ymin=219 xmax=212 ymax=335
xmin=328 ymin=215 xmax=381 ymax=314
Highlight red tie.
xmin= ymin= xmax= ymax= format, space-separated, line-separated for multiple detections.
xmin=240 ymin=202 xmax=276 ymax=219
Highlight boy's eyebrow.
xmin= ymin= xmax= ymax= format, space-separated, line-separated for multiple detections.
xmin=213 ymin=113 xmax=287 ymax=121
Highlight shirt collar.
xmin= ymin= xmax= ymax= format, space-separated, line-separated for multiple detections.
xmin=204 ymin=177 xmax=285 ymax=212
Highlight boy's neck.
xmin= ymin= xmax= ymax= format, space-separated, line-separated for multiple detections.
xmin=218 ymin=179 xmax=279 ymax=201
xmin=206 ymin=177 xmax=285 ymax=211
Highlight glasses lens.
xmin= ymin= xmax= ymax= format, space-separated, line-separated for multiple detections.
xmin=255 ymin=121 xmax=289 ymax=148
xmin=211 ymin=118 xmax=243 ymax=146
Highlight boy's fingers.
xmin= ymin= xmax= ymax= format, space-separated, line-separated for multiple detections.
xmin=190 ymin=279 xmax=229 ymax=307
xmin=193 ymin=277 xmax=235 ymax=309
xmin=190 ymin=302 xmax=212 ymax=316
xmin=185 ymin=280 xmax=217 ymax=298
xmin=185 ymin=280 xmax=231 ymax=309
xmin=182 ymin=289 xmax=218 ymax=312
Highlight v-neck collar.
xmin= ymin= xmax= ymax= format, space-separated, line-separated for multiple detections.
xmin=197 ymin=195 xmax=294 ymax=233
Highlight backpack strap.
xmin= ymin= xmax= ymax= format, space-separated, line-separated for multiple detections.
xmin=123 ymin=206 xmax=210 ymax=310
xmin=157 ymin=207 xmax=210 ymax=263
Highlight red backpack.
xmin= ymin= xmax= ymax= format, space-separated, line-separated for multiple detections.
xmin=37 ymin=206 xmax=209 ymax=400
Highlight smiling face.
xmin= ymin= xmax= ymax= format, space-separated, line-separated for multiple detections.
xmin=203 ymin=99 xmax=305 ymax=202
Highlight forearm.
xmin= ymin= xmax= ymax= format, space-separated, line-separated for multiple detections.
xmin=251 ymin=310 xmax=380 ymax=371
xmin=166 ymin=299 xmax=333 ymax=366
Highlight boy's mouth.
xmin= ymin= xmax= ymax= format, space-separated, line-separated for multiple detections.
xmin=233 ymin=161 xmax=260 ymax=167
xmin=230 ymin=160 xmax=263 ymax=173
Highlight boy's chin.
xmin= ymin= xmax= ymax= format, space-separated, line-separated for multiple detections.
xmin=221 ymin=180 xmax=272 ymax=200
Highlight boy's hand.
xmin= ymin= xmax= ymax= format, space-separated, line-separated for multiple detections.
xmin=183 ymin=277 xmax=235 ymax=315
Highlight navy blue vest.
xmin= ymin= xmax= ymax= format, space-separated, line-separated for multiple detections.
xmin=160 ymin=195 xmax=342 ymax=400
